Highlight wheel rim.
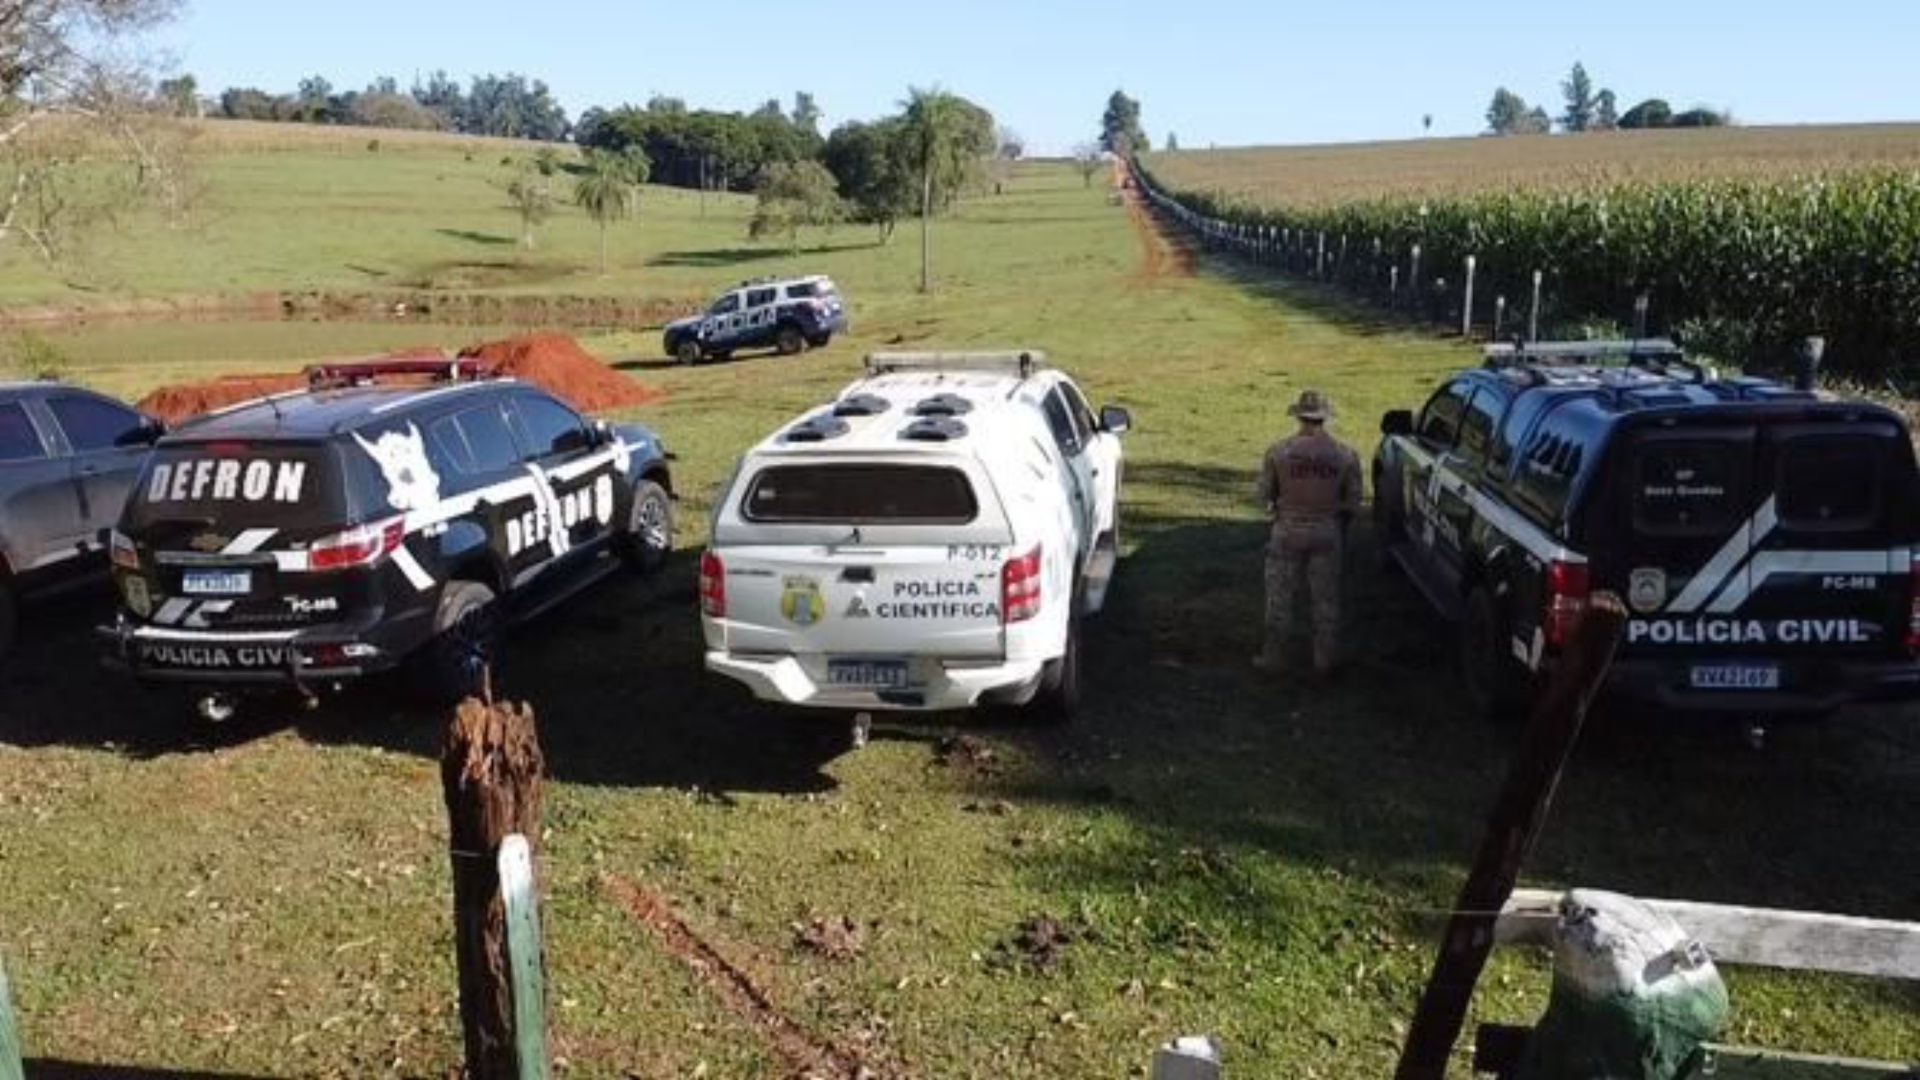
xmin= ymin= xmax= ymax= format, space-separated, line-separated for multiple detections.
xmin=635 ymin=492 xmax=670 ymax=552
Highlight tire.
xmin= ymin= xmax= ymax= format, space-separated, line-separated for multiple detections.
xmin=774 ymin=325 xmax=804 ymax=356
xmin=617 ymin=479 xmax=673 ymax=576
xmin=1031 ymin=585 xmax=1084 ymax=724
xmin=806 ymin=332 xmax=832 ymax=349
xmin=1460 ymin=586 xmax=1531 ymax=725
xmin=0 ymin=579 xmax=16 ymax=661
xmin=418 ymin=580 xmax=501 ymax=706
xmin=673 ymin=338 xmax=702 ymax=366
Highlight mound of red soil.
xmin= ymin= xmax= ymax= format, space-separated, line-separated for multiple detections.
xmin=458 ymin=332 xmax=661 ymax=413
xmin=137 ymin=375 xmax=306 ymax=425
xmin=136 ymin=333 xmax=661 ymax=425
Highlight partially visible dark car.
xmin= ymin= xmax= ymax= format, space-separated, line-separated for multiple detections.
xmin=0 ymin=382 xmax=163 ymax=659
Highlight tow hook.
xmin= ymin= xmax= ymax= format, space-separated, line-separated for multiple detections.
xmin=1742 ymin=720 xmax=1768 ymax=752
xmin=196 ymin=692 xmax=239 ymax=724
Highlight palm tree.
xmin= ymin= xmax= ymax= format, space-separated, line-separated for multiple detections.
xmin=574 ymin=152 xmax=630 ymax=275
xmin=900 ymin=86 xmax=969 ymax=294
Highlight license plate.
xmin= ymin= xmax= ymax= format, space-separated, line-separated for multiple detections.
xmin=1690 ymin=663 xmax=1780 ymax=690
xmin=827 ymin=659 xmax=911 ymax=689
xmin=182 ymin=569 xmax=252 ymax=596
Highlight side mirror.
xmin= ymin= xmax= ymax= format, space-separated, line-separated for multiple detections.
xmin=591 ymin=418 xmax=613 ymax=447
xmin=1100 ymin=405 xmax=1132 ymax=435
xmin=1380 ymin=409 xmax=1414 ymax=437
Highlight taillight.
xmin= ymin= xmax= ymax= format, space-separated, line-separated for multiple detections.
xmin=308 ymin=517 xmax=405 ymax=572
xmin=110 ymin=529 xmax=140 ymax=571
xmin=1907 ymin=554 xmax=1920 ymax=654
xmin=699 ymin=550 xmax=726 ymax=617
xmin=1544 ymin=559 xmax=1590 ymax=648
xmin=1001 ymin=546 xmax=1043 ymax=625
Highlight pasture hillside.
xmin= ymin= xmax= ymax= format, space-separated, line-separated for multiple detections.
xmin=0 ymin=141 xmax=1915 ymax=1077
xmin=1140 ymin=124 xmax=1920 ymax=207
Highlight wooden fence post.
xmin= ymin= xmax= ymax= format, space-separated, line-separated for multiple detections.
xmin=1462 ymin=255 xmax=1477 ymax=337
xmin=1393 ymin=594 xmax=1628 ymax=1080
xmin=0 ymin=954 xmax=23 ymax=1080
xmin=443 ymin=698 xmax=549 ymax=1080
xmin=1529 ymin=270 xmax=1543 ymax=341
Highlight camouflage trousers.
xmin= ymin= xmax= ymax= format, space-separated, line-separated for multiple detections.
xmin=1263 ymin=518 xmax=1344 ymax=671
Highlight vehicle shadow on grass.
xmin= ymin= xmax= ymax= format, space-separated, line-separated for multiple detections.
xmin=0 ymin=554 xmax=846 ymax=798
xmin=965 ymin=482 xmax=1920 ymax=961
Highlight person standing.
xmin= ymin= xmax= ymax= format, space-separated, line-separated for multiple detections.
xmin=1254 ymin=389 xmax=1362 ymax=677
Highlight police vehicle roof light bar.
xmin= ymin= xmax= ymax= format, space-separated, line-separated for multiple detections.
xmin=863 ymin=350 xmax=1049 ymax=378
xmin=305 ymin=357 xmax=490 ymax=390
xmin=1482 ymin=338 xmax=1712 ymax=383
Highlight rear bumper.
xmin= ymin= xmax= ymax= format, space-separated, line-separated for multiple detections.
xmin=1602 ymin=655 xmax=1920 ymax=716
xmin=705 ymin=650 xmax=1046 ymax=712
xmin=95 ymin=619 xmax=410 ymax=689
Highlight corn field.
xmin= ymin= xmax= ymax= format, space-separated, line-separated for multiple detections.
xmin=1132 ymin=158 xmax=1920 ymax=381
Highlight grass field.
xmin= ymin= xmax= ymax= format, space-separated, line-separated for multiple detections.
xmin=0 ymin=139 xmax=1915 ymax=1078
xmin=1140 ymin=123 xmax=1920 ymax=208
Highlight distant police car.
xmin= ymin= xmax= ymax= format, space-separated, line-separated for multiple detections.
xmin=700 ymin=351 xmax=1129 ymax=721
xmin=0 ymin=382 xmax=163 ymax=659
xmin=1373 ymin=339 xmax=1920 ymax=722
xmin=99 ymin=359 xmax=674 ymax=713
xmin=662 ymin=275 xmax=848 ymax=365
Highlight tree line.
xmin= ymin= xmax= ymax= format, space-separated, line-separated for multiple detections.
xmin=1486 ymin=62 xmax=1731 ymax=136
xmin=200 ymin=71 xmax=570 ymax=140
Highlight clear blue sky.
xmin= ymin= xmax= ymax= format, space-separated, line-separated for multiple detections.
xmin=162 ymin=1 xmax=1920 ymax=153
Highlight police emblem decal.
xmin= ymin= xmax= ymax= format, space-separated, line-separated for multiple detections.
xmin=780 ymin=576 xmax=825 ymax=626
xmin=1628 ymin=567 xmax=1667 ymax=613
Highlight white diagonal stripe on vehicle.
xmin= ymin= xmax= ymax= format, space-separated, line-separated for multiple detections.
xmin=221 ymin=528 xmax=278 ymax=555
xmin=183 ymin=600 xmax=233 ymax=629
xmin=390 ymin=545 xmax=435 ymax=592
xmin=152 ymin=597 xmax=194 ymax=625
xmin=1705 ymin=549 xmax=1902 ymax=614
xmin=1666 ymin=496 xmax=1777 ymax=614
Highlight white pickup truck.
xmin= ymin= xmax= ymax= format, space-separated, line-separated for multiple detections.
xmin=699 ymin=352 xmax=1130 ymax=721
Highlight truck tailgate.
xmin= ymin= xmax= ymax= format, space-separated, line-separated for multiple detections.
xmin=716 ymin=544 xmax=1007 ymax=660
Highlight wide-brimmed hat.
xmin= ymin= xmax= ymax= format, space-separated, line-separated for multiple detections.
xmin=1287 ymin=389 xmax=1333 ymax=421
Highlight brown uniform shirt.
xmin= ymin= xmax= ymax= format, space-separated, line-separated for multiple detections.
xmin=1259 ymin=428 xmax=1362 ymax=526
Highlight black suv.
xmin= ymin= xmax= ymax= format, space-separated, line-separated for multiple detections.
xmin=99 ymin=361 xmax=675 ymax=712
xmin=1 ymin=382 xmax=163 ymax=659
xmin=1373 ymin=339 xmax=1920 ymax=722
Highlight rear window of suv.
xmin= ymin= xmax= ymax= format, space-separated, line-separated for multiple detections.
xmin=784 ymin=279 xmax=835 ymax=299
xmin=1631 ymin=438 xmax=1746 ymax=536
xmin=743 ymin=464 xmax=977 ymax=524
xmin=127 ymin=443 xmax=348 ymax=529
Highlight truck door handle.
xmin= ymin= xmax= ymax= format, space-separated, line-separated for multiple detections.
xmin=840 ymin=566 xmax=874 ymax=584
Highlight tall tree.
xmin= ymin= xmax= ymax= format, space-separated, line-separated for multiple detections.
xmin=573 ymin=152 xmax=630 ymax=273
xmin=1618 ymin=98 xmax=1673 ymax=130
xmin=503 ymin=161 xmax=554 ymax=250
xmin=822 ymin=118 xmax=914 ymax=244
xmin=901 ymin=86 xmax=975 ymax=293
xmin=1560 ymin=62 xmax=1597 ymax=132
xmin=1422 ymin=114 xmax=1433 ymax=135
xmin=158 ymin=74 xmax=198 ymax=117
xmin=1100 ymin=90 xmax=1149 ymax=155
xmin=1166 ymin=131 xmax=1181 ymax=151
xmin=1486 ymin=88 xmax=1549 ymax=135
xmin=1593 ymin=90 xmax=1619 ymax=131
xmin=1 ymin=0 xmax=199 ymax=266
xmin=1072 ymin=143 xmax=1103 ymax=187
xmin=747 ymin=159 xmax=842 ymax=253
xmin=792 ymin=91 xmax=822 ymax=136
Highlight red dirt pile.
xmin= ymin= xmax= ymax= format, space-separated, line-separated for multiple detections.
xmin=136 ymin=332 xmax=660 ymax=425
xmin=456 ymin=333 xmax=661 ymax=413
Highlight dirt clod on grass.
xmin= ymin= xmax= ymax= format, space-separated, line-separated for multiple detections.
xmin=997 ymin=914 xmax=1093 ymax=974
xmin=931 ymin=735 xmax=999 ymax=777
xmin=135 ymin=332 xmax=661 ymax=425
xmin=793 ymin=915 xmax=868 ymax=961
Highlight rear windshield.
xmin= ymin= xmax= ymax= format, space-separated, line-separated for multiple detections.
xmin=1631 ymin=438 xmax=1746 ymax=536
xmin=1777 ymin=438 xmax=1883 ymax=531
xmin=743 ymin=464 xmax=977 ymax=524
xmin=127 ymin=443 xmax=348 ymax=528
